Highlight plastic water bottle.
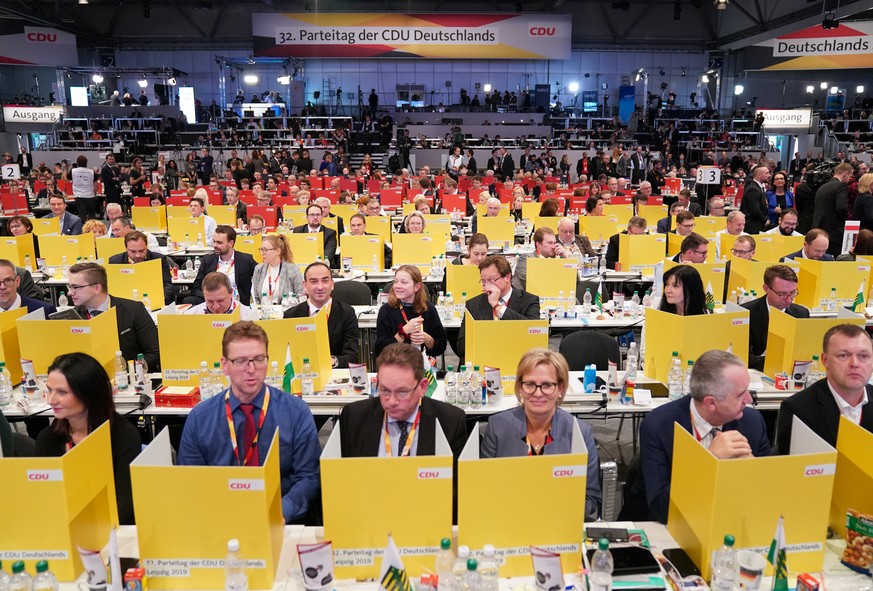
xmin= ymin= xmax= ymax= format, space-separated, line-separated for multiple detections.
xmin=437 ymin=291 xmax=446 ymax=317
xmin=197 ymin=233 xmax=203 ymax=247
xmin=0 ymin=561 xmax=10 ymax=591
xmin=141 ymin=293 xmax=151 ymax=311
xmin=185 ymin=257 xmax=194 ymax=277
xmin=456 ymin=292 xmax=467 ymax=319
xmin=57 ymin=291 xmax=68 ymax=308
xmin=377 ymin=288 xmax=385 ymax=309
xmin=7 ymin=562 xmax=31 ymax=591
xmin=131 ymin=288 xmax=139 ymax=302
xmin=451 ymin=546 xmax=471 ymax=591
xmin=642 ymin=289 xmax=652 ymax=308
xmin=470 ymin=365 xmax=483 ymax=409
xmin=194 ymin=257 xmax=202 ymax=273
xmin=667 ymin=353 xmax=683 ymax=400
xmin=0 ymin=363 xmax=13 ymax=407
xmin=456 ymin=365 xmax=470 ymax=407
xmin=710 ymin=534 xmax=738 ymax=591
xmin=267 ymin=361 xmax=282 ymax=389
xmin=461 ymin=559 xmax=480 ymax=591
xmin=589 ymin=538 xmax=614 ymax=591
xmin=582 ymin=288 xmax=592 ymax=315
xmin=32 ymin=562 xmax=57 ymax=591
xmin=598 ymin=252 xmax=606 ymax=273
xmin=224 ymin=539 xmax=248 ymax=591
xmin=729 ymin=290 xmax=738 ymax=305
xmin=630 ymin=291 xmax=641 ymax=318
xmin=61 ymin=255 xmax=68 ymax=275
xmin=372 ymin=253 xmax=378 ymax=272
xmin=806 ymin=355 xmax=823 ymax=387
xmin=558 ymin=290 xmax=566 ymax=315
xmin=114 ymin=350 xmax=129 ymax=390
xmin=625 ymin=343 xmax=638 ymax=383
xmin=443 ymin=292 xmax=454 ymax=321
xmin=683 ymin=360 xmax=694 ymax=396
xmin=567 ymin=290 xmax=577 ymax=319
xmin=211 ymin=362 xmax=226 ymax=394
xmin=435 ymin=538 xmax=455 ymax=591
xmin=444 ymin=365 xmax=457 ymax=405
xmin=198 ymin=361 xmax=212 ymax=399
xmin=829 ymin=287 xmax=838 ymax=311
xmin=23 ymin=255 xmax=32 ymax=273
xmin=301 ymin=357 xmax=314 ymax=395
xmin=479 ymin=545 xmax=499 ymax=591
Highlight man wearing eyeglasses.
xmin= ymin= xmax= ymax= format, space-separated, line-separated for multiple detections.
xmin=713 ymin=211 xmax=747 ymax=259
xmin=721 ymin=235 xmax=757 ymax=303
xmin=67 ymin=261 xmax=160 ymax=370
xmin=0 ymin=259 xmax=55 ymax=315
xmin=338 ymin=342 xmax=467 ymax=460
xmin=671 ymin=232 xmax=709 ymax=264
xmin=185 ymin=272 xmax=258 ymax=320
xmin=456 ymin=255 xmax=540 ymax=360
xmin=291 ymin=204 xmax=338 ymax=265
xmin=741 ymin=264 xmax=809 ymax=371
xmin=185 ymin=225 xmax=257 ymax=307
xmin=672 ymin=211 xmax=696 ymax=238
xmin=178 ymin=321 xmax=321 ymax=524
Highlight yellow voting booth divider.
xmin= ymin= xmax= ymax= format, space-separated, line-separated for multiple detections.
xmin=0 ymin=423 xmax=117 ymax=580
xmin=464 ymin=312 xmax=548 ymax=381
xmin=475 ymin=216 xmax=516 ymax=247
xmin=666 ymin=234 xmax=716 ymax=262
xmin=754 ymin=234 xmax=805 ymax=262
xmin=106 ymin=259 xmax=164 ymax=310
xmin=157 ymin=308 xmax=241 ymax=386
xmin=668 ymin=420 xmax=836 ymax=581
xmin=533 ymin=216 xmax=560 ymax=233
xmin=0 ymin=234 xmax=36 ymax=267
xmin=794 ymin=259 xmax=871 ymax=310
xmin=423 ymin=215 xmax=453 ymax=240
xmin=664 ymin=260 xmax=728 ymax=304
xmin=256 ymin=314 xmax=332 ymax=392
xmin=131 ymin=429 xmax=284 ymax=590
xmin=475 ymin=203 xmax=509 ymax=217
xmin=167 ymin=216 xmax=205 ymax=244
xmin=763 ymin=308 xmax=865 ymax=378
xmin=619 ymin=233 xmax=667 ymax=276
xmin=38 ymin=234 xmax=95 ymax=266
xmin=322 ymin=216 xmax=338 ymax=233
xmin=18 ymin=308 xmax=119 ymax=377
xmin=340 ymin=235 xmax=384 ymax=270
xmin=282 ymin=233 xmax=325 ymax=268
xmin=32 ymin=217 xmax=60 ymax=236
xmin=521 ymin=202 xmax=541 ymax=221
xmin=446 ymin=264 xmax=482 ymax=300
xmin=367 ymin=216 xmax=392 ymax=243
xmin=0 ymin=308 xmax=26 ymax=383
xmin=830 ymin=418 xmax=873 ymax=537
xmin=526 ymin=258 xmax=578 ymax=303
xmin=643 ymin=304 xmax=749 ymax=383
xmin=578 ymin=216 xmax=623 ymax=244
xmin=694 ymin=216 xmax=727 ymax=239
xmin=282 ymin=206 xmax=307 ymax=228
xmin=166 ymin=205 xmax=192 ymax=219
xmin=209 ymin=205 xmax=237 ymax=227
xmin=637 ymin=205 xmax=668 ymax=226
xmin=603 ymin=204 xmax=633 ymax=224
xmin=234 ymin=233 xmax=262 ymax=264
xmin=392 ymin=234 xmax=441 ymax=272
xmin=458 ymin=423 xmax=588 ymax=577
xmin=332 ymin=204 xmax=357 ymax=223
xmin=320 ymin=424 xmax=453 ymax=580
xmin=132 ymin=206 xmax=168 ymax=232
xmin=95 ymin=236 xmax=125 ymax=261
xmin=726 ymin=258 xmax=800 ymax=299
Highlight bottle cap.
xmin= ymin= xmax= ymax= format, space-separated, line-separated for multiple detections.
xmin=11 ymin=561 xmax=24 ymax=574
xmin=304 ymin=357 xmax=310 ymax=363
xmin=213 ymin=362 xmax=220 ymax=368
xmin=457 ymin=545 xmax=470 ymax=558
xmin=227 ymin=539 xmax=240 ymax=552
xmin=447 ymin=366 xmax=454 ymax=372
xmin=483 ymin=544 xmax=495 ymax=557
xmin=466 ymin=558 xmax=478 ymax=571
xmin=723 ymin=534 xmax=735 ymax=546
xmin=36 ymin=561 xmax=48 ymax=573
xmin=440 ymin=538 xmax=451 ymax=550
xmin=116 ymin=350 xmax=123 ymax=356
xmin=598 ymin=538 xmax=610 ymax=550
xmin=812 ymin=355 xmax=819 ymax=361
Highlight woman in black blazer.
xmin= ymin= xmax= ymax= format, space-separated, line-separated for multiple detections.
xmin=375 ymin=265 xmax=447 ymax=358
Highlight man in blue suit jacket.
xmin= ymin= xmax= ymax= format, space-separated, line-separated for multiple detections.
xmin=778 ymin=228 xmax=834 ymax=262
xmin=0 ymin=259 xmax=56 ymax=315
xmin=620 ymin=350 xmax=771 ymax=523
xmin=47 ymin=195 xmax=83 ymax=235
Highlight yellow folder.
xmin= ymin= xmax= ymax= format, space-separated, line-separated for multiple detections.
xmin=764 ymin=308 xmax=865 ymax=377
xmin=166 ymin=205 xmax=191 ymax=219
xmin=664 ymin=260 xmax=727 ymax=304
xmin=794 ymin=259 xmax=871 ymax=310
xmin=643 ymin=304 xmax=750 ymax=383
xmin=446 ymin=264 xmax=483 ymax=300
xmin=156 ymin=307 xmax=241 ymax=386
xmin=95 ymin=236 xmax=125 ymax=261
xmin=0 ymin=422 xmax=117 ymax=580
xmin=526 ymin=257 xmax=579 ymax=303
xmin=132 ymin=206 xmax=168 ymax=232
xmin=340 ymin=235 xmax=384 ymax=270
xmin=755 ymin=234 xmax=805 ymax=262
xmin=234 ymin=233 xmax=263 ymax=264
xmin=637 ymin=204 xmax=668 ymax=227
xmin=256 ymin=314 xmax=332 ymax=392
xmin=392 ymin=234 xmax=442 ymax=273
xmin=131 ymin=428 xmax=284 ymax=590
xmin=322 ymin=216 xmax=338 ymax=233
xmin=667 ymin=233 xmax=714 ymax=259
xmin=694 ymin=215 xmax=727 ymax=238
xmin=619 ymin=233 xmax=667 ymax=276
xmin=281 ymin=232 xmax=325 ymax=268
xmin=458 ymin=423 xmax=588 ymax=576
xmin=0 ymin=234 xmax=36 ymax=267
xmin=366 ymin=216 xmax=392 ymax=243
xmin=423 ymin=215 xmax=453 ymax=241
xmin=830 ymin=418 xmax=873 ymax=537
xmin=209 ymin=205 xmax=237 ymax=227
xmin=320 ymin=424 xmax=453 ymax=579
xmin=521 ymin=202 xmax=541 ymax=221
xmin=533 ymin=216 xmax=560 ymax=233
xmin=0 ymin=308 xmax=27 ymax=383
xmin=106 ymin=259 xmax=165 ymax=310
xmin=38 ymin=234 xmax=95 ymax=266
xmin=32 ymin=216 xmax=60 ymax=236
xmin=464 ymin=312 xmax=548 ymax=381
xmin=725 ymin=258 xmax=800 ymax=300
xmin=17 ymin=307 xmax=120 ymax=377
xmin=475 ymin=216 xmax=516 ymax=247
xmin=603 ymin=204 xmax=633 ymax=225
xmin=332 ymin=204 xmax=358 ymax=224
xmin=475 ymin=203 xmax=509 ymax=217
xmin=167 ymin=216 xmax=205 ymax=244
xmin=668 ymin=420 xmax=836 ymax=580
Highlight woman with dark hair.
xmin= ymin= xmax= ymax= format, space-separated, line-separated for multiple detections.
xmin=659 ymin=265 xmax=708 ymax=316
xmin=35 ymin=352 xmax=142 ymax=524
xmin=538 ymin=197 xmax=560 ymax=217
xmin=837 ymin=228 xmax=873 ymax=261
xmin=7 ymin=215 xmax=33 ymax=236
xmin=164 ymin=159 xmax=180 ymax=191
xmin=128 ymin=157 xmax=147 ymax=198
xmin=374 ymin=265 xmax=447 ymax=358
xmin=766 ymin=171 xmax=794 ymax=226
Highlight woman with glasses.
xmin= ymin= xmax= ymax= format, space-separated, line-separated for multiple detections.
xmin=481 ymin=348 xmax=602 ymax=518
xmin=659 ymin=264 xmax=708 ymax=316
xmin=35 ymin=352 xmax=142 ymax=524
xmin=402 ymin=211 xmax=426 ymax=234
xmin=250 ymin=234 xmax=303 ymax=310
xmin=374 ymin=264 xmax=446 ymax=358
xmin=6 ymin=215 xmax=33 ymax=237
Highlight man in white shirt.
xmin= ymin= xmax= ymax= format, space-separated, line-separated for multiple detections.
xmin=713 ymin=211 xmax=747 ymax=259
xmin=48 ymin=195 xmax=83 ymax=235
xmin=776 ymin=323 xmax=873 ymax=453
xmin=185 ymin=272 xmax=257 ymax=320
xmin=189 ymin=196 xmax=217 ymax=246
xmin=69 ymin=154 xmax=98 ymax=221
xmin=764 ymin=208 xmax=803 ymax=237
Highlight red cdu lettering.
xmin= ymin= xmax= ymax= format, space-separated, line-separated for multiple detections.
xmin=26 ymin=33 xmax=57 ymax=42
xmin=529 ymin=27 xmax=555 ymax=36
xmin=28 ymin=472 xmax=49 ymax=480
xmin=419 ymin=471 xmax=439 ymax=478
xmin=805 ymin=468 xmax=824 ymax=476
xmin=229 ymin=482 xmax=251 ymax=490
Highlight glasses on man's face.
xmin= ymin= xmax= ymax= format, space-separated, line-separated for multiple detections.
xmin=479 ymin=275 xmax=504 ymax=286
xmin=0 ymin=277 xmax=15 ymax=288
xmin=519 ymin=381 xmax=558 ymax=395
xmin=691 ymin=249 xmax=708 ymax=257
xmin=378 ymin=383 xmax=419 ymax=400
xmin=307 ymin=212 xmax=323 ymax=218
xmin=226 ymin=355 xmax=269 ymax=368
xmin=66 ymin=283 xmax=97 ymax=292
xmin=731 ymin=248 xmax=753 ymax=256
xmin=771 ymin=289 xmax=799 ymax=299
xmin=679 ymin=223 xmax=695 ymax=229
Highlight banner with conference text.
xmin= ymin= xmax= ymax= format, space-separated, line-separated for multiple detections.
xmin=252 ymin=13 xmax=571 ymax=59
xmin=745 ymin=20 xmax=873 ymax=70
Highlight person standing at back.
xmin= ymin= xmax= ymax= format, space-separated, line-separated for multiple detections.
xmin=69 ymin=155 xmax=98 ymax=221
xmin=813 ymin=162 xmax=854 ymax=257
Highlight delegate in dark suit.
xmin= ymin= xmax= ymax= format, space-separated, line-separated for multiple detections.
xmin=108 ymin=250 xmax=175 ymax=305
xmin=189 ymin=251 xmax=258 ymax=306
xmin=291 ymin=224 xmax=338 ymax=264
xmin=776 ymin=380 xmax=873 ymax=454
xmin=338 ymin=396 xmax=467 ymax=460
xmin=655 ymin=217 xmax=673 ymax=234
xmin=779 ymin=249 xmax=834 ymax=262
xmin=20 ymin=296 xmax=56 ymax=316
xmin=621 ymin=395 xmax=771 ymax=523
xmin=456 ymin=289 xmax=540 ymax=360
xmin=17 ymin=267 xmax=45 ymax=300
xmin=283 ymin=299 xmax=360 ymax=368
xmin=50 ymin=212 xmax=83 ymax=236
xmin=74 ymin=296 xmax=160 ymax=371
xmin=605 ymin=232 xmax=625 ymax=270
xmin=741 ymin=296 xmax=810 ymax=371
xmin=812 ymin=177 xmax=849 ymax=257
xmin=739 ymin=180 xmax=769 ymax=235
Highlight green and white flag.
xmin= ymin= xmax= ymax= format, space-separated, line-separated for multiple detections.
xmin=852 ymin=280 xmax=866 ymax=312
xmin=767 ymin=515 xmax=788 ymax=591
xmin=282 ymin=343 xmax=296 ymax=393
xmin=594 ymin=277 xmax=603 ymax=312
xmin=705 ymin=281 xmax=715 ymax=312
xmin=379 ymin=535 xmax=412 ymax=591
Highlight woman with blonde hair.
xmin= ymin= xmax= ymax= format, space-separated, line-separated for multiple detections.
xmin=374 ymin=265 xmax=446 ymax=357
xmin=250 ymin=234 xmax=304 ymax=308
xmin=403 ymin=211 xmax=426 ymax=234
xmin=82 ymin=219 xmax=107 ymax=240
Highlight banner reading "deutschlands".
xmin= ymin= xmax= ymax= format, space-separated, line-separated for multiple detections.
xmin=745 ymin=20 xmax=873 ymax=70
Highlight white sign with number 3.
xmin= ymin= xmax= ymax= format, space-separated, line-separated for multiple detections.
xmin=1 ymin=164 xmax=20 ymax=180
xmin=696 ymin=166 xmax=720 ymax=185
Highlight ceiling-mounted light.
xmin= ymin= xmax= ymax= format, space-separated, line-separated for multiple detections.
xmin=820 ymin=82 xmax=828 ymax=90
xmin=243 ymin=74 xmax=258 ymax=84
xmin=277 ymin=75 xmax=290 ymax=85
xmin=734 ymin=84 xmax=744 ymax=95
xmin=701 ymin=74 xmax=710 ymax=83
xmin=483 ymin=83 xmax=492 ymax=92
xmin=806 ymin=85 xmax=814 ymax=93
xmin=714 ymin=0 xmax=728 ymax=9
xmin=168 ymin=77 xmax=177 ymax=85
xmin=92 ymin=74 xmax=103 ymax=84
xmin=78 ymin=0 xmax=88 ymax=4
xmin=830 ymin=86 xmax=839 ymax=94
xmin=857 ymin=85 xmax=865 ymax=93
xmin=568 ymin=82 xmax=579 ymax=93
xmin=137 ymin=79 xmax=148 ymax=88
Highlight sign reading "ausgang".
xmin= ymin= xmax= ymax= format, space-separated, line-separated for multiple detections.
xmin=3 ymin=105 xmax=65 ymax=124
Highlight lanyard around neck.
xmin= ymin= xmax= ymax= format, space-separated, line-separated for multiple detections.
xmin=225 ymin=389 xmax=271 ymax=466
xmin=383 ymin=401 xmax=422 ymax=458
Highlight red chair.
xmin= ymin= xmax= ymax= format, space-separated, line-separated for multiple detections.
xmin=239 ymin=190 xmax=257 ymax=206
xmin=339 ymin=178 xmax=358 ymax=192
xmin=247 ymin=206 xmax=279 ymax=230
xmin=133 ymin=197 xmax=151 ymax=207
xmin=0 ymin=193 xmax=28 ymax=215
xmin=442 ymin=194 xmax=467 ymax=214
xmin=167 ymin=196 xmax=192 ymax=206
xmin=380 ymin=188 xmax=404 ymax=208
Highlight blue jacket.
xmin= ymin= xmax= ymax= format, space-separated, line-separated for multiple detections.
xmin=765 ymin=189 xmax=794 ymax=226
xmin=20 ymin=295 xmax=56 ymax=316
